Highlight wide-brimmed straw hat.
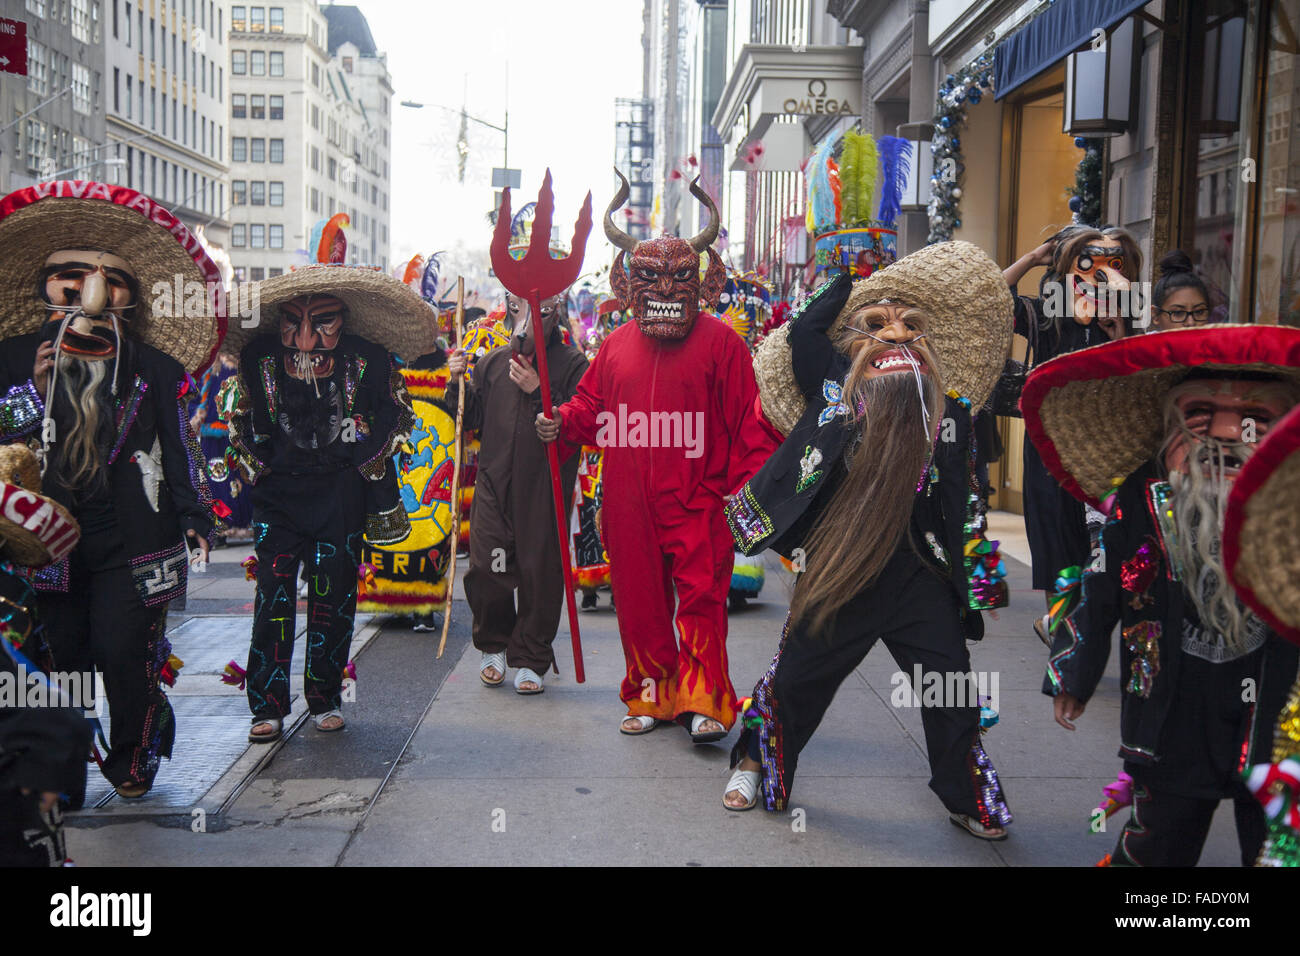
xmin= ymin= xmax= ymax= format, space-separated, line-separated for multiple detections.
xmin=0 ymin=444 xmax=80 ymax=568
xmin=1021 ymin=325 xmax=1300 ymax=509
xmin=1225 ymin=403 xmax=1300 ymax=645
xmin=0 ymin=181 xmax=225 ymax=375
xmin=223 ymin=265 xmax=438 ymax=362
xmin=753 ymin=240 xmax=1013 ymax=435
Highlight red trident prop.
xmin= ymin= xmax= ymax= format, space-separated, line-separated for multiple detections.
xmin=490 ymin=169 xmax=593 ymax=682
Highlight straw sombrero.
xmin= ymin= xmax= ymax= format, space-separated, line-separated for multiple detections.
xmin=1224 ymin=403 xmax=1300 ymax=645
xmin=0 ymin=181 xmax=225 ymax=375
xmin=0 ymin=444 xmax=80 ymax=568
xmin=222 ymin=265 xmax=438 ymax=362
xmin=1021 ymin=325 xmax=1300 ymax=509
xmin=753 ymin=240 xmax=1013 ymax=435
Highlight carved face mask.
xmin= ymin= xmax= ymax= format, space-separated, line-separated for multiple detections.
xmin=604 ymin=171 xmax=725 ymax=341
xmin=279 ymin=294 xmax=345 ymax=384
xmin=39 ymin=249 xmax=137 ymax=361
xmin=1163 ymin=377 xmax=1299 ymax=480
xmin=1067 ymin=238 xmax=1132 ymax=329
xmin=504 ymin=291 xmax=564 ymax=356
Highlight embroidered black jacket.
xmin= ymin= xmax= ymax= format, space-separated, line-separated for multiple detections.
xmin=0 ymin=332 xmax=221 ymax=607
xmin=1043 ymin=460 xmax=1299 ymax=767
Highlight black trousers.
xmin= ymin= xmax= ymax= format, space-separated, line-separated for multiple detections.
xmin=41 ymin=533 xmax=174 ymax=790
xmin=1111 ymin=776 xmax=1266 ymax=867
xmin=247 ymin=471 xmax=366 ymax=719
xmin=735 ymin=546 xmax=1011 ymax=825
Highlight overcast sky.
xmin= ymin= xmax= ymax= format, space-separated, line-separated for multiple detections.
xmin=354 ymin=0 xmax=645 ymax=300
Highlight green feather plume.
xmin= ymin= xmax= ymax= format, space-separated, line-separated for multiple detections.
xmin=839 ymin=129 xmax=879 ymax=225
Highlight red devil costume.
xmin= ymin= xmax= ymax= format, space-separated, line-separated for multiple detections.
xmin=543 ymin=174 xmax=771 ymax=734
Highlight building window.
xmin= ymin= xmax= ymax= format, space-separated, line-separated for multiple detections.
xmin=328 ymin=157 xmax=336 ymax=180
xmin=250 ymin=94 xmax=265 ymax=119
xmin=250 ymin=224 xmax=265 ymax=249
xmin=269 ymin=51 xmax=283 ymax=76
xmin=342 ymin=56 xmax=353 ymax=73
xmin=311 ymin=62 xmax=319 ymax=87
xmin=232 ymin=180 xmax=246 ymax=205
xmin=269 ymin=224 xmax=283 ymax=249
xmin=269 ymin=6 xmax=283 ymax=32
xmin=250 ymin=6 xmax=264 ymax=31
xmin=231 ymin=50 xmax=246 ymax=74
xmin=231 ymin=5 xmax=245 ymax=30
xmin=250 ymin=181 xmax=265 ymax=205
xmin=269 ymin=181 xmax=283 ymax=206
xmin=26 ymin=0 xmax=46 ymax=17
xmin=310 ymin=146 xmax=319 ymax=171
xmin=71 ymin=0 xmax=92 ymax=43
xmin=250 ymin=138 xmax=265 ymax=162
xmin=311 ymin=104 xmax=319 ymax=129
xmin=249 ymin=267 xmax=265 ymax=281
xmin=270 ymin=95 xmax=283 ymax=120
xmin=26 ymin=40 xmax=47 ymax=95
xmin=125 ymin=74 xmax=132 ymax=119
xmin=269 ymin=139 xmax=283 ymax=163
xmin=72 ymin=63 xmax=92 ymax=114
xmin=232 ymin=93 xmax=246 ymax=118
xmin=112 ymin=0 xmax=118 ymax=38
xmin=232 ymin=225 xmax=246 ymax=247
xmin=268 ymin=267 xmax=283 ymax=277
xmin=24 ymin=119 xmax=47 ymax=172
xmin=250 ymin=50 xmax=265 ymax=75
xmin=232 ymin=137 xmax=247 ymax=162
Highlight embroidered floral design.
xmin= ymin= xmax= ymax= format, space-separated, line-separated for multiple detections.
xmin=817 ymin=379 xmax=849 ymax=426
xmin=1123 ymin=620 xmax=1162 ymax=698
xmin=795 ymin=445 xmax=824 ymax=493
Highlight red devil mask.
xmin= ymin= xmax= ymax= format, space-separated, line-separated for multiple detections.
xmin=604 ymin=172 xmax=725 ymax=340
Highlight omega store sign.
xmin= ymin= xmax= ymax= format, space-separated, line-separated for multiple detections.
xmin=751 ymin=76 xmax=859 ymax=119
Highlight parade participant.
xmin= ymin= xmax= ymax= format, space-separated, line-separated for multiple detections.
xmin=1225 ymin=403 xmax=1300 ymax=866
xmin=449 ymin=288 xmax=588 ymax=693
xmin=191 ymin=351 xmax=252 ymax=541
xmin=719 ymin=241 xmax=1014 ymax=839
xmin=1002 ymin=225 xmax=1142 ymax=643
xmin=0 ymin=182 xmax=227 ymax=798
xmin=536 ymin=173 xmax=772 ymax=740
xmin=0 ymin=443 xmax=90 ymax=865
xmin=571 ymin=445 xmax=611 ymax=611
xmin=223 ymin=266 xmax=429 ymax=741
xmin=1149 ymin=250 xmax=1211 ymax=332
xmin=1022 ymin=325 xmax=1300 ymax=866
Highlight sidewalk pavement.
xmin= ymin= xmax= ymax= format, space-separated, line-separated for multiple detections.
xmin=66 ymin=512 xmax=1249 ymax=865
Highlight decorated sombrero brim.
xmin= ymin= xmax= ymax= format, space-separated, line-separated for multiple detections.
xmin=1225 ymin=403 xmax=1300 ymax=645
xmin=0 ymin=181 xmax=226 ymax=375
xmin=1021 ymin=325 xmax=1300 ymax=509
xmin=223 ymin=265 xmax=438 ymax=362
xmin=753 ymin=240 xmax=1013 ymax=435
xmin=0 ymin=444 xmax=80 ymax=568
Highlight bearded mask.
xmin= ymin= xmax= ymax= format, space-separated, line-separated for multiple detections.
xmin=504 ymin=291 xmax=565 ymax=357
xmin=1162 ymin=377 xmax=1298 ymax=481
xmin=604 ymin=171 xmax=725 ymax=340
xmin=39 ymin=249 xmax=138 ymax=361
xmin=279 ymin=294 xmax=345 ymax=385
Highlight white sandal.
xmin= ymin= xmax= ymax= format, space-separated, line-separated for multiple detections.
xmin=480 ymin=651 xmax=506 ymax=687
xmin=619 ymin=714 xmax=659 ymax=735
xmin=312 ymin=709 xmax=345 ymax=732
xmin=723 ymin=767 xmax=761 ymax=811
xmin=688 ymin=712 xmax=727 ymax=743
xmin=949 ymin=812 xmax=1008 ymax=841
xmin=513 ymin=667 xmax=544 ymax=695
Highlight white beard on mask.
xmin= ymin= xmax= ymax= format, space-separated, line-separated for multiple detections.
xmin=1166 ymin=433 xmax=1268 ymax=661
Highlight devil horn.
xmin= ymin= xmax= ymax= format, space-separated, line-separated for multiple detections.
xmin=603 ymin=168 xmax=638 ymax=253
xmin=687 ymin=176 xmax=720 ymax=252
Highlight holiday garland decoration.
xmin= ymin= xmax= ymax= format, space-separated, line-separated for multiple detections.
xmin=927 ymin=53 xmax=995 ymax=245
xmin=1067 ymin=137 xmax=1104 ymax=227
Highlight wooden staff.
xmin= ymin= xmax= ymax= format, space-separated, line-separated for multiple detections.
xmin=437 ymin=277 xmax=466 ymax=659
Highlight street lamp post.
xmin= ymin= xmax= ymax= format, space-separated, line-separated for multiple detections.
xmin=400 ymin=99 xmax=511 ymax=178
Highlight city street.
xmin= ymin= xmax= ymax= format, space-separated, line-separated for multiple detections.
xmin=65 ymin=514 xmax=1249 ymax=867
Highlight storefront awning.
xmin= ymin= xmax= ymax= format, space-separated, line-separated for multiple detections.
xmin=994 ymin=0 xmax=1149 ymax=100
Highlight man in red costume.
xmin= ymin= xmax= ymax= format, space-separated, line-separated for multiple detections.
xmin=536 ymin=173 xmax=772 ymax=742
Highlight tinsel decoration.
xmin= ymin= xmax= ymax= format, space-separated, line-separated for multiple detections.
xmin=927 ymin=54 xmax=995 ymax=244
xmin=1067 ymin=137 xmax=1104 ymax=226
xmin=221 ymin=660 xmax=248 ymax=691
xmin=838 ymin=129 xmax=879 ymax=227
xmin=1093 ymin=771 xmax=1134 ymax=829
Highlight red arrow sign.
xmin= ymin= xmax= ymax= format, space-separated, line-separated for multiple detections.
xmin=0 ymin=18 xmax=28 ymax=77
